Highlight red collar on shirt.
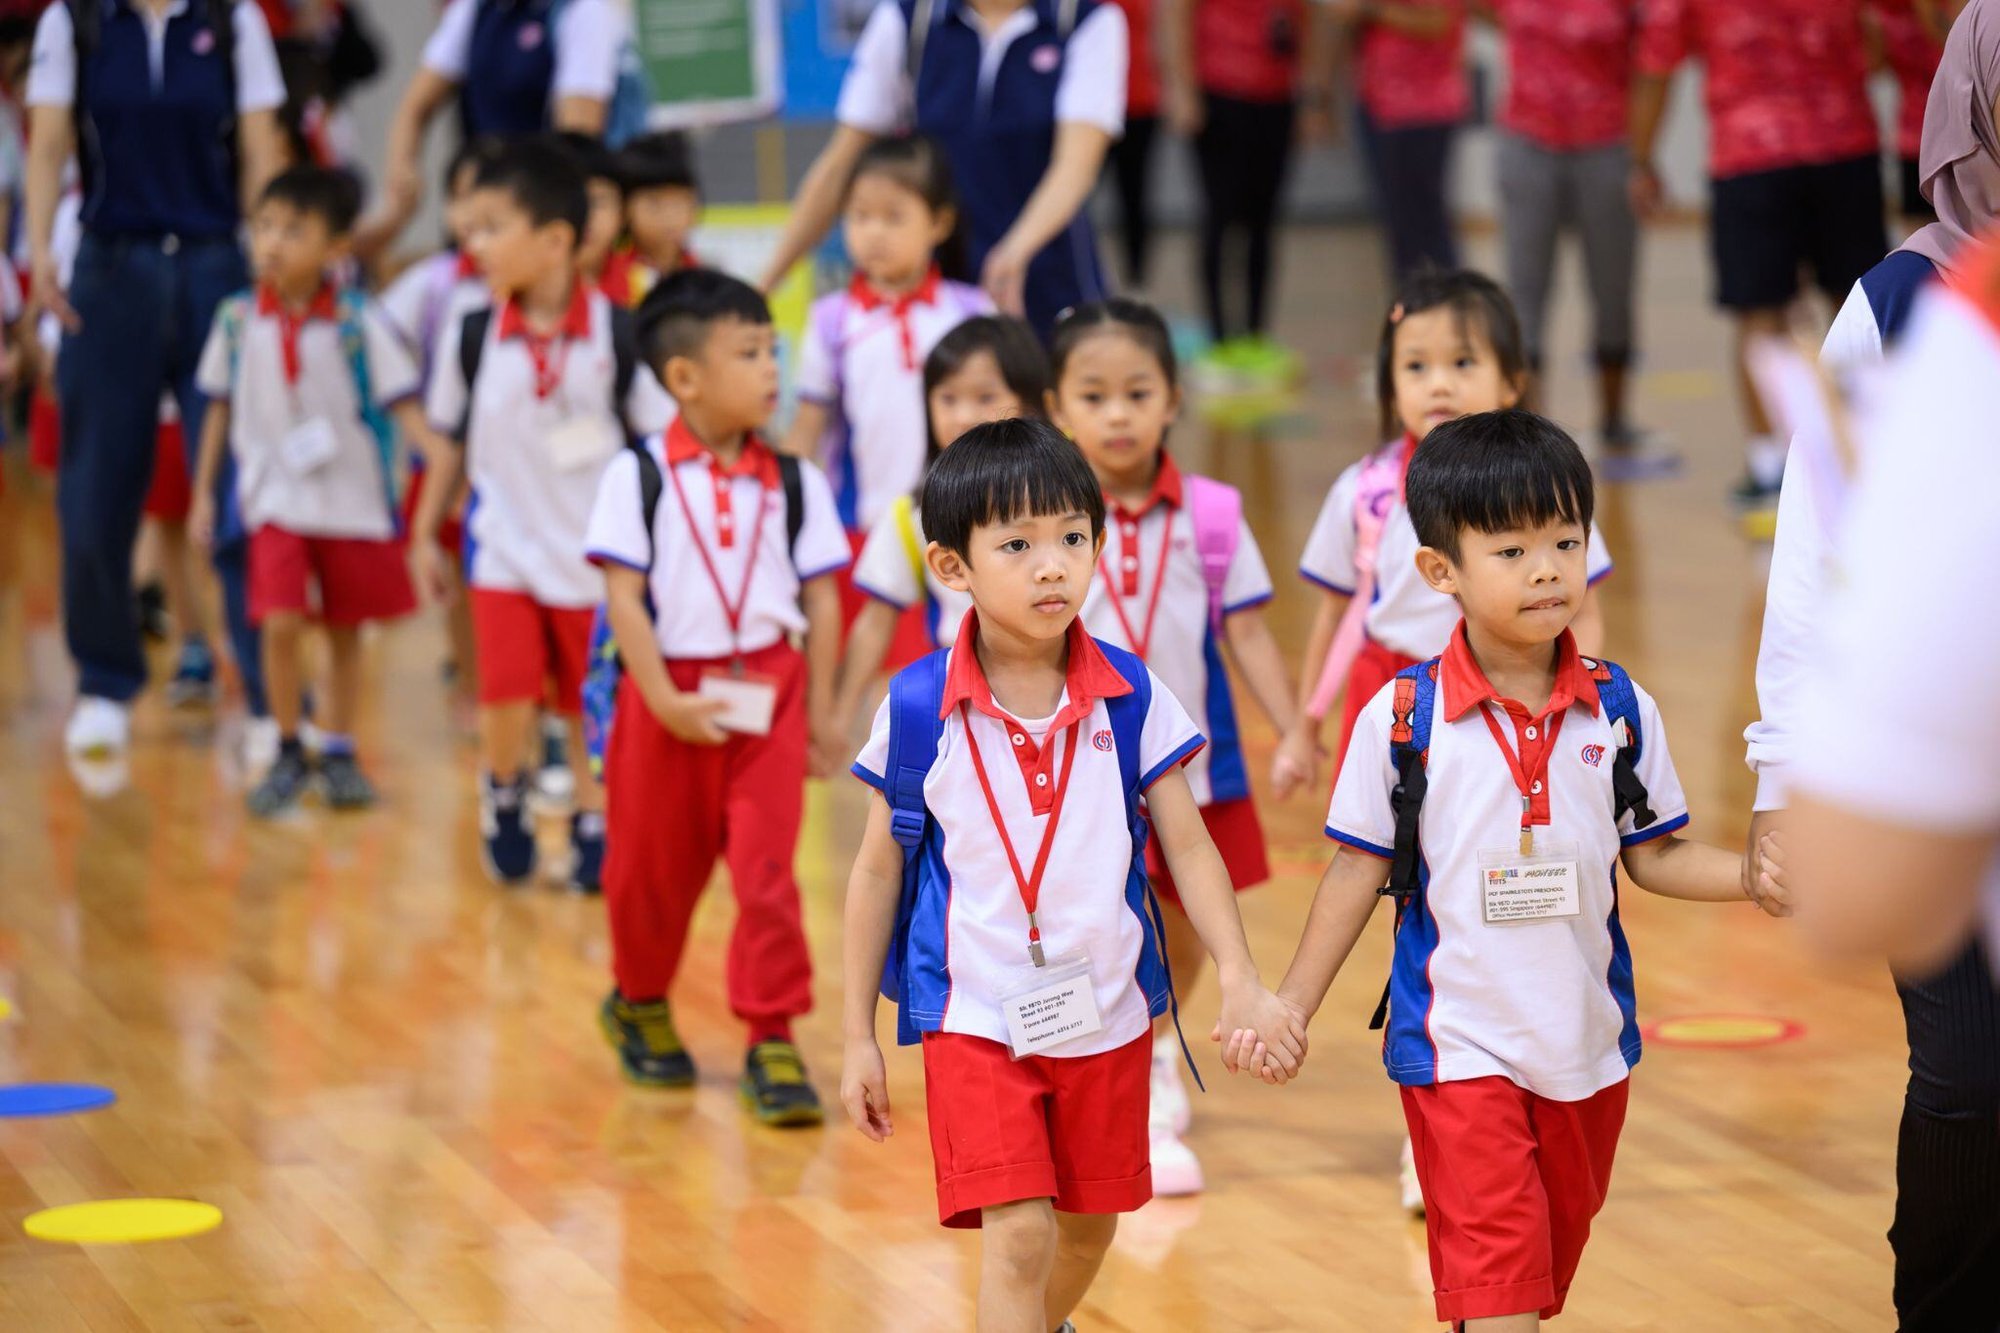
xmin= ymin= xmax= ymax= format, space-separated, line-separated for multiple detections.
xmin=453 ymin=249 xmax=480 ymax=280
xmin=1107 ymin=452 xmax=1184 ymax=519
xmin=255 ymin=281 xmax=340 ymax=322
xmin=1438 ymin=621 xmax=1600 ymax=722
xmin=848 ymin=265 xmax=942 ymax=314
xmin=941 ymin=610 xmax=1134 ymax=726
xmin=662 ymin=415 xmax=782 ymax=487
xmin=496 ymin=282 xmax=593 ymax=341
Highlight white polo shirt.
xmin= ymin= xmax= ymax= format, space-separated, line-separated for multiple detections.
xmin=798 ymin=270 xmax=993 ymax=531
xmin=854 ymin=614 xmax=1204 ymax=1054
xmin=584 ymin=417 xmax=851 ymax=659
xmin=836 ymin=0 xmax=1129 ymax=138
xmin=378 ymin=250 xmax=488 ymax=379
xmin=1795 ymin=284 xmax=2000 ymax=959
xmin=426 ymin=284 xmax=675 ymax=608
xmin=1326 ymin=625 xmax=1690 ymax=1101
xmin=1079 ymin=459 xmax=1273 ymax=807
xmin=422 ymin=0 xmax=623 ymax=102
xmin=195 ymin=284 xmax=419 ymax=541
xmin=1300 ymin=437 xmax=1615 ymax=661
xmin=850 ymin=501 xmax=975 ymax=648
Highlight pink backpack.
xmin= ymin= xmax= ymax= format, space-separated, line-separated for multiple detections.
xmin=1307 ymin=440 xmax=1411 ymax=720
xmin=1182 ymin=474 xmax=1241 ymax=634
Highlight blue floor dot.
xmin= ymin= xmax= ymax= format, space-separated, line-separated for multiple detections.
xmin=0 ymin=1084 xmax=118 ymax=1118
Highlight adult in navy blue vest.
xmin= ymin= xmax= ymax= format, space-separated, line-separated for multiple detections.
xmin=1748 ymin=3 xmax=2000 ymax=1325
xmin=25 ymin=0 xmax=287 ymax=757
xmin=761 ymin=0 xmax=1130 ymax=339
xmin=372 ymin=0 xmax=622 ymax=251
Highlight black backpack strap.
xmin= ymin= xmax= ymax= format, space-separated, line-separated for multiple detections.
xmin=1370 ymin=661 xmax=1438 ymax=1031
xmin=609 ymin=305 xmax=640 ymax=426
xmin=455 ymin=306 xmax=492 ymax=444
xmin=777 ymin=454 xmax=804 ymax=560
xmin=634 ymin=443 xmax=664 ymax=570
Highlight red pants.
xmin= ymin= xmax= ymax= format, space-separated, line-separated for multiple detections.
xmin=1402 ymin=1076 xmax=1629 ymax=1323
xmin=601 ymin=640 xmax=813 ymax=1026
xmin=1334 ymin=636 xmax=1420 ymax=777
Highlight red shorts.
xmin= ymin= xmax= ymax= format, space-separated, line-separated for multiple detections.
xmin=27 ymin=388 xmax=60 ymax=474
xmin=1401 ymin=1076 xmax=1630 ymax=1323
xmin=1146 ymin=795 xmax=1269 ymax=907
xmin=1335 ymin=636 xmax=1421 ymax=776
xmin=248 ymin=525 xmax=417 ymax=627
xmin=922 ymin=1030 xmax=1154 ymax=1229
xmin=400 ymin=461 xmax=463 ymax=556
xmin=31 ymin=395 xmax=194 ymax=523
xmin=470 ymin=588 xmax=595 ymax=712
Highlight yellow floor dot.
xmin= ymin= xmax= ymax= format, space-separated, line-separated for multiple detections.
xmin=24 ymin=1199 xmax=223 ymax=1244
xmin=1650 ymin=1015 xmax=1802 ymax=1048
xmin=0 ymin=998 xmax=12 ymax=1022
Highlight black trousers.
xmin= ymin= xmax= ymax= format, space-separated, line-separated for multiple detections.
xmin=1106 ymin=112 xmax=1160 ymax=288
xmin=1892 ymin=938 xmax=2000 ymax=1332
xmin=1191 ymin=93 xmax=1297 ymax=341
xmin=1356 ymin=106 xmax=1459 ymax=285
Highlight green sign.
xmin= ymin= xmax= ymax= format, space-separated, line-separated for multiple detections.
xmin=634 ymin=0 xmax=780 ymax=125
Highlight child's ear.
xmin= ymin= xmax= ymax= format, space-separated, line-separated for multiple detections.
xmin=1499 ymin=370 xmax=1527 ymax=411
xmin=929 ymin=206 xmax=956 ymax=250
xmin=1413 ymin=546 xmax=1458 ymax=597
xmin=326 ymin=234 xmax=355 ymax=270
xmin=926 ymin=541 xmax=971 ymax=593
xmin=1044 ymin=389 xmax=1069 ymax=435
xmin=663 ymin=354 xmax=700 ymax=403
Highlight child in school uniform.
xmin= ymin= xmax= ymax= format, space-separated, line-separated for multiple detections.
xmin=586 ymin=269 xmax=849 ymax=1124
xmin=841 ymin=418 xmax=1303 ymax=1331
xmin=612 ymin=130 xmax=701 ymax=304
xmin=414 ymin=138 xmax=676 ymax=891
xmin=1044 ymin=298 xmax=1309 ymax=1196
xmin=784 ymin=135 xmax=993 ymax=609
xmin=1265 ymin=410 xmax=1789 ymax=1332
xmin=188 ymin=167 xmax=444 ymax=815
xmin=833 ymin=314 xmax=1050 ymax=728
xmin=552 ymin=130 xmax=629 ymax=306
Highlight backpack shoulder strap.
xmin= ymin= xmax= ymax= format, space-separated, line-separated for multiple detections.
xmin=634 ymin=440 xmax=665 ymax=572
xmin=885 ymin=649 xmax=950 ymax=851
xmin=1589 ymin=657 xmax=1657 ymax=831
xmin=608 ymin=303 xmax=639 ymax=422
xmin=1371 ymin=656 xmax=1439 ymax=1031
xmin=1097 ymin=640 xmax=1152 ymax=800
xmin=777 ymin=454 xmax=805 ymax=560
xmin=1350 ymin=438 xmax=1410 ymax=564
xmin=455 ymin=305 xmax=492 ymax=442
xmin=217 ymin=291 xmax=250 ymax=386
xmin=1180 ymin=473 xmax=1241 ymax=633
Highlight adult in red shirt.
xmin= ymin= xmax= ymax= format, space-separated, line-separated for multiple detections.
xmin=1345 ymin=0 xmax=1468 ymax=282
xmin=1630 ymin=0 xmax=1886 ymax=516
xmin=1164 ymin=0 xmax=1335 ymax=348
xmin=1869 ymin=0 xmax=1965 ymax=222
xmin=1491 ymin=0 xmax=1644 ymax=453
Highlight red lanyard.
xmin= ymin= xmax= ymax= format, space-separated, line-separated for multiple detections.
xmin=1098 ymin=508 xmax=1174 ymax=661
xmin=521 ymin=330 xmax=571 ymax=400
xmin=276 ymin=307 xmax=309 ymax=385
xmin=1478 ymin=703 xmax=1566 ymax=855
xmin=963 ymin=712 xmax=1081 ymax=967
xmin=668 ymin=458 xmax=772 ymax=659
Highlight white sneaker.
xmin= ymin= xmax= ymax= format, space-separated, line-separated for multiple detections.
xmin=243 ymin=716 xmax=282 ymax=778
xmin=1150 ymin=1043 xmax=1191 ymax=1137
xmin=64 ymin=696 xmax=130 ymax=757
xmin=1150 ymin=1125 xmax=1205 ymax=1197
xmin=1399 ymin=1136 xmax=1425 ymax=1216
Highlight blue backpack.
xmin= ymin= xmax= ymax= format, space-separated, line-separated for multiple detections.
xmin=1369 ymin=653 xmax=1657 ymax=1030
xmin=878 ymin=641 xmax=1202 ymax=1083
xmin=547 ymin=0 xmax=654 ymax=147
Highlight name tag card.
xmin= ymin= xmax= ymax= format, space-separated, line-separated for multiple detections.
xmin=1478 ymin=842 xmax=1583 ymax=925
xmin=281 ymin=418 xmax=339 ymax=476
xmin=696 ymin=670 xmax=779 ymax=737
xmin=998 ymin=951 xmax=1103 ymax=1058
xmin=548 ymin=417 xmax=621 ymax=473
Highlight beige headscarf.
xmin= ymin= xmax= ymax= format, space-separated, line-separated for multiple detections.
xmin=1903 ymin=0 xmax=2000 ymax=272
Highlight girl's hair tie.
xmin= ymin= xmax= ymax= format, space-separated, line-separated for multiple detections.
xmin=1389 ymin=302 xmax=1406 ymax=325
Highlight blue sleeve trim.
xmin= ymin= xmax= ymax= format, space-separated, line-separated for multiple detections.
xmin=797 ymin=390 xmax=837 ymax=406
xmin=855 ymin=579 xmax=912 ymax=610
xmin=1588 ymin=563 xmax=1614 ymax=588
xmin=585 ymin=549 xmax=649 ymax=574
xmin=796 ymin=558 xmax=851 ymax=582
xmin=1326 ymin=826 xmax=1395 ymax=859
xmin=851 ymin=762 xmax=887 ymax=791
xmin=1140 ymin=734 xmax=1206 ymax=790
xmin=1222 ymin=590 xmax=1274 ymax=616
xmin=1620 ymin=810 xmax=1689 ymax=848
xmin=1300 ymin=568 xmax=1357 ymax=596
xmin=377 ymin=388 xmax=423 ymax=412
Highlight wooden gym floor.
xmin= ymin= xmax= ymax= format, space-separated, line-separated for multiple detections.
xmin=0 ymin=223 xmax=1906 ymax=1330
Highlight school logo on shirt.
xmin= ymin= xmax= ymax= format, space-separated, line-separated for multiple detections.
xmin=1030 ymin=45 xmax=1061 ymax=74
xmin=1093 ymin=730 xmax=1115 ymax=752
xmin=519 ymin=22 xmax=546 ymax=51
xmin=191 ymin=27 xmax=216 ymax=56
xmin=1580 ymin=743 xmax=1606 ymax=769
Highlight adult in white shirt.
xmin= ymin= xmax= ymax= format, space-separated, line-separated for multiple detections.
xmin=759 ymin=0 xmax=1130 ymax=337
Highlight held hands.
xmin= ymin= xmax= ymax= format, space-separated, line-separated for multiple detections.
xmin=979 ymin=238 xmax=1033 ymax=318
xmin=1271 ymin=725 xmax=1323 ymax=801
xmin=187 ymin=493 xmax=217 ymax=552
xmin=1744 ymin=830 xmax=1792 ymax=918
xmin=409 ymin=539 xmax=458 ymax=607
xmin=1211 ymin=981 xmax=1309 ymax=1085
xmin=840 ymin=1036 xmax=894 ymax=1141
xmin=1628 ymin=161 xmax=1666 ymax=219
xmin=808 ymin=715 xmax=847 ymax=780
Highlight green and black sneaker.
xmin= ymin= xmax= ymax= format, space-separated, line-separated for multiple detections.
xmin=740 ymin=1040 xmax=823 ymax=1127
xmin=599 ymin=991 xmax=695 ymax=1087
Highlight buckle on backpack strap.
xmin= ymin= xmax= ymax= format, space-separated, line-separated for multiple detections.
xmin=889 ymin=807 xmax=926 ymax=849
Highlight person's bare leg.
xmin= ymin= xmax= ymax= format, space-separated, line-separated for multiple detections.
xmin=1596 ymin=361 xmax=1629 ymax=439
xmin=481 ymin=701 xmax=534 ymax=781
xmin=1466 ymin=1314 xmax=1538 ymax=1332
xmin=978 ymin=1199 xmax=1057 ymax=1333
xmin=261 ymin=612 xmax=304 ymax=737
xmin=324 ymin=626 xmax=362 ymax=739
xmin=448 ymin=597 xmax=477 ymax=705
xmin=155 ymin=519 xmax=209 ymax=647
xmin=567 ymin=716 xmax=603 ymax=814
xmin=1734 ymin=307 xmax=1787 ymax=440
xmin=1044 ymin=1212 xmax=1117 ymax=1331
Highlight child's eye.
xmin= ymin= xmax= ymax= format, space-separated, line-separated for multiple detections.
xmin=1403 ymin=360 xmax=1424 ymax=374
xmin=1497 ymin=547 xmax=1524 ymax=559
xmin=1457 ymin=357 xmax=1478 ymax=370
xmin=1001 ymin=538 xmax=1029 ymax=554
xmin=1558 ymin=539 xmax=1582 ymax=551
xmin=1062 ymin=530 xmax=1089 ymax=546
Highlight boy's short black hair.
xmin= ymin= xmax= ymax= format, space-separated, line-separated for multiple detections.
xmin=616 ymin=130 xmax=699 ymax=195
xmin=920 ymin=417 xmax=1105 ymax=560
xmin=474 ymin=138 xmax=590 ymax=247
xmin=1406 ymin=410 xmax=1595 ymax=564
xmin=445 ymin=134 xmax=504 ymax=198
xmin=634 ymin=267 xmax=772 ymax=375
xmin=551 ymin=130 xmax=622 ymax=191
xmin=257 ymin=165 xmax=363 ymax=236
